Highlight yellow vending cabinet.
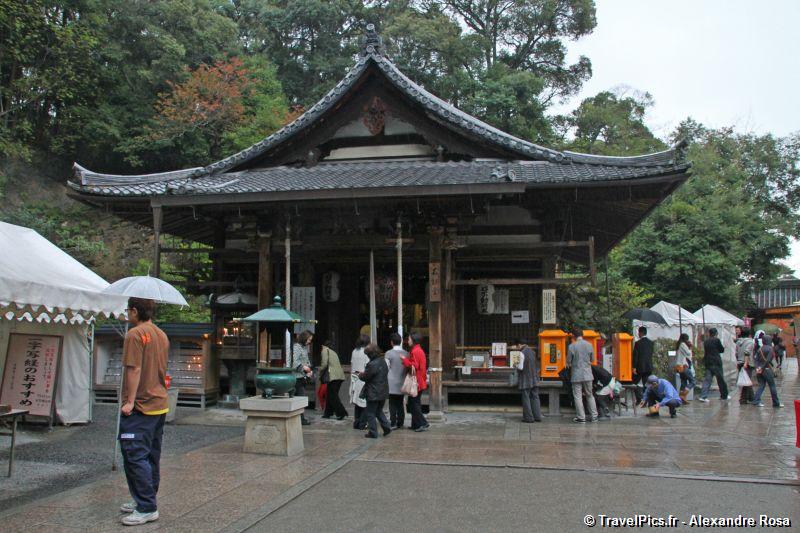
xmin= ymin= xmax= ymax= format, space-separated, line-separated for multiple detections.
xmin=582 ymin=330 xmax=600 ymax=365
xmin=612 ymin=332 xmax=634 ymax=382
xmin=539 ymin=330 xmax=569 ymax=379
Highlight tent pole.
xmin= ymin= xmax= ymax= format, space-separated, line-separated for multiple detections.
xmin=112 ymin=322 xmax=129 ymax=471
xmin=88 ymin=322 xmax=95 ymax=423
xmin=702 ymin=306 xmax=707 ymax=338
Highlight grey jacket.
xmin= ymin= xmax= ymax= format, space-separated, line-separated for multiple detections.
xmin=735 ymin=337 xmax=754 ymax=364
xmin=567 ymin=339 xmax=594 ymax=383
xmin=385 ymin=346 xmax=408 ymax=395
xmin=517 ymin=346 xmax=539 ymax=390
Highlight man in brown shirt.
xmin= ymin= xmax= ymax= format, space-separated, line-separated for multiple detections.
xmin=118 ymin=297 xmax=169 ymax=526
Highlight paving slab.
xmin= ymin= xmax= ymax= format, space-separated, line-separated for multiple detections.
xmin=0 ymin=359 xmax=796 ymax=531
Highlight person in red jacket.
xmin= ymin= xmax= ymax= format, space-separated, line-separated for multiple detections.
xmin=402 ymin=331 xmax=429 ymax=432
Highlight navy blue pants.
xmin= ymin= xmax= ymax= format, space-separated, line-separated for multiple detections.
xmin=119 ymin=411 xmax=166 ymax=513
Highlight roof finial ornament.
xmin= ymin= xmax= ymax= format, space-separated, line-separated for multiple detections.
xmin=361 ymin=22 xmax=383 ymax=57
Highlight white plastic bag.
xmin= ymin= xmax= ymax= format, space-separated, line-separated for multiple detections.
xmin=737 ymin=367 xmax=752 ymax=388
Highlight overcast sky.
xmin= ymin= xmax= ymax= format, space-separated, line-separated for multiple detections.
xmin=550 ymin=0 xmax=800 ymax=275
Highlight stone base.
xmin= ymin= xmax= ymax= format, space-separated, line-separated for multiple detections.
xmin=240 ymin=396 xmax=308 ymax=456
xmin=425 ymin=410 xmax=446 ymax=422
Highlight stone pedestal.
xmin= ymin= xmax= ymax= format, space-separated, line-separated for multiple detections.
xmin=240 ymin=396 xmax=308 ymax=456
xmin=426 ymin=410 xmax=446 ymax=422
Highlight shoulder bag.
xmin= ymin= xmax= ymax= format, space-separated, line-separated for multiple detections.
xmin=401 ymin=366 xmax=419 ymax=397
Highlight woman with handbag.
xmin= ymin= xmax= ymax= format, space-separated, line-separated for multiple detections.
xmin=349 ymin=334 xmax=370 ymax=430
xmin=402 ymin=331 xmax=429 ymax=432
xmin=320 ymin=340 xmax=348 ymax=420
xmin=355 ymin=343 xmax=391 ymax=438
xmin=675 ymin=333 xmax=695 ymax=402
xmin=288 ymin=330 xmax=314 ymax=426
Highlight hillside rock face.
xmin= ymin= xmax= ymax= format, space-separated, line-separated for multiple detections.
xmin=0 ymin=156 xmax=151 ymax=282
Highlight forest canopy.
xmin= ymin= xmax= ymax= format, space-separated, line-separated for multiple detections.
xmin=0 ymin=0 xmax=798 ymax=316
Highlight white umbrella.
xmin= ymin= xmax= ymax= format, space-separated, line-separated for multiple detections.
xmin=103 ymin=275 xmax=188 ymax=471
xmin=103 ymin=275 xmax=188 ymax=306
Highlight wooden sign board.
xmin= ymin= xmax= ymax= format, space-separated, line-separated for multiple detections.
xmin=542 ymin=289 xmax=557 ymax=324
xmin=291 ymin=286 xmax=316 ymax=334
xmin=0 ymin=333 xmax=62 ymax=418
xmin=428 ymin=262 xmax=441 ymax=302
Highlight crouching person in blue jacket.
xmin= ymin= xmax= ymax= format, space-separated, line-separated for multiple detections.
xmin=639 ymin=374 xmax=682 ymax=418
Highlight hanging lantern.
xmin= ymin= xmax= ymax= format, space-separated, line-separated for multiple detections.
xmin=322 ymin=271 xmax=341 ymax=302
xmin=365 ymin=274 xmax=397 ymax=309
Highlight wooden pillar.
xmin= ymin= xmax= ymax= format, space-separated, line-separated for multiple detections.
xmin=152 ymin=205 xmax=163 ymax=278
xmin=441 ymin=248 xmax=457 ymax=374
xmin=257 ymin=234 xmax=272 ymax=308
xmin=541 ymin=256 xmax=557 ymax=331
xmin=211 ymin=221 xmax=226 ymax=338
xmin=369 ymin=250 xmax=377 ymax=345
xmin=284 ymin=221 xmax=291 ymax=310
xmin=588 ymin=235 xmax=596 ymax=286
xmin=427 ymin=227 xmax=444 ymax=418
xmin=396 ymin=220 xmax=403 ymax=337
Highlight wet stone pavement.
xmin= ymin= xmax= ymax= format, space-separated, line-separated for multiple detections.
xmin=0 ymin=359 xmax=797 ymax=532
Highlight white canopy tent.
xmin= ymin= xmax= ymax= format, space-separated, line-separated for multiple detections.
xmin=693 ymin=304 xmax=743 ymax=368
xmin=0 ymin=221 xmax=127 ymax=423
xmin=693 ymin=304 xmax=744 ymax=327
xmin=633 ymin=300 xmax=700 ymax=342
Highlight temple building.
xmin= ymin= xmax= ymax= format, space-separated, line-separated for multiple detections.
xmin=69 ymin=26 xmax=691 ymax=412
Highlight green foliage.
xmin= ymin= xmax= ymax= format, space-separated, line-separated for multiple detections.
xmin=0 ymin=202 xmax=107 ymax=266
xmin=557 ymin=252 xmax=653 ymax=335
xmin=556 ymin=89 xmax=665 ymax=154
xmin=131 ymin=259 xmax=211 ymax=323
xmin=617 ymin=123 xmax=800 ymax=312
xmin=1 ymin=0 xmax=797 ymax=330
xmin=120 ymin=56 xmax=287 ymax=167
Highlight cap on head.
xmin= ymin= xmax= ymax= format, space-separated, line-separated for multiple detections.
xmin=647 ymin=375 xmax=659 ymax=384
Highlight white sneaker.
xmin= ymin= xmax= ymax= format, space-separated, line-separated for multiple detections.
xmin=698 ymin=398 xmax=709 ymax=403
xmin=775 ymin=403 xmax=785 ymax=408
xmin=120 ymin=501 xmax=136 ymax=513
xmin=754 ymin=402 xmax=765 ymax=407
xmin=121 ymin=510 xmax=159 ymax=526
xmin=720 ymin=396 xmax=731 ymax=401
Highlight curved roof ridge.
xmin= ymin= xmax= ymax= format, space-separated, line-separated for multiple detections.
xmin=200 ymin=54 xmax=374 ymax=176
xmin=72 ymin=163 xmax=202 ymax=186
xmin=370 ymin=54 xmax=566 ymax=163
xmin=563 ymin=139 xmax=689 ymax=167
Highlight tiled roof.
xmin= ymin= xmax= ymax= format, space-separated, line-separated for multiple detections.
xmin=69 ymin=25 xmax=690 ymax=198
xmin=70 ymin=159 xmax=688 ymax=198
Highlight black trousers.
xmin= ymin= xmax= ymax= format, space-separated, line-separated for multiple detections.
xmin=700 ymin=366 xmax=728 ymax=399
xmin=294 ymin=378 xmax=309 ymax=422
xmin=520 ymin=387 xmax=542 ymax=421
xmin=595 ymin=394 xmax=611 ymax=417
xmin=365 ymin=399 xmax=391 ymax=437
xmin=324 ymin=380 xmax=348 ymax=418
xmin=353 ymin=405 xmax=367 ymax=429
xmin=119 ymin=411 xmax=166 ymax=513
xmin=737 ymin=362 xmax=754 ymax=403
xmin=388 ymin=394 xmax=405 ymax=427
xmin=408 ymin=392 xmax=428 ymax=429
